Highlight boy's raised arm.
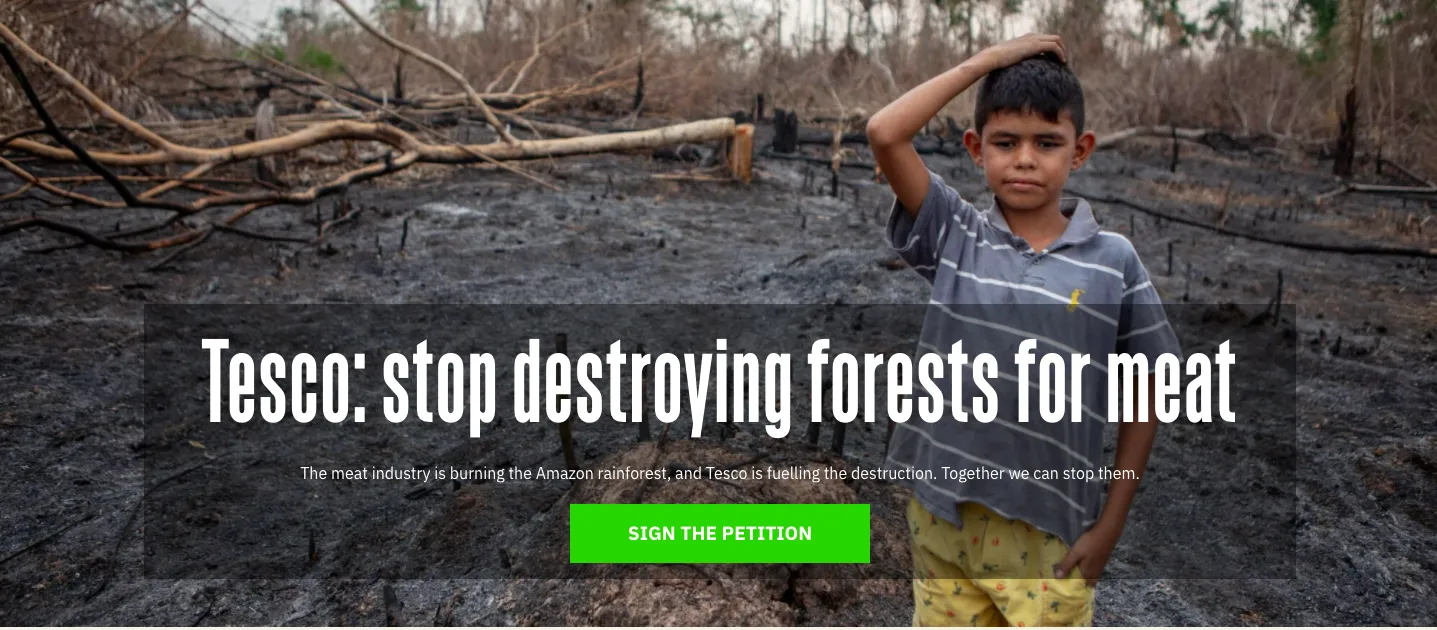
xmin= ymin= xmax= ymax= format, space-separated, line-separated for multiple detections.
xmin=866 ymin=34 xmax=1067 ymax=216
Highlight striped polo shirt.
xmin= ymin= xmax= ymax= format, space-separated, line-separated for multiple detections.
xmin=884 ymin=168 xmax=1181 ymax=548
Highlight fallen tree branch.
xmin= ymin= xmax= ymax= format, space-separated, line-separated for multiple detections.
xmin=146 ymin=227 xmax=211 ymax=271
xmin=0 ymin=20 xmax=743 ymax=253
xmin=0 ymin=39 xmax=731 ymax=209
xmin=0 ymin=40 xmax=189 ymax=212
xmin=1 ymin=216 xmax=195 ymax=252
xmin=1376 ymin=157 xmax=1435 ymax=188
xmin=0 ymin=512 xmax=95 ymax=569
xmin=329 ymin=0 xmax=515 ymax=145
xmin=0 ymin=125 xmax=44 ymax=148
xmin=0 ymin=181 xmax=33 ymax=201
xmin=1314 ymin=182 xmax=1437 ymax=204
xmin=1093 ymin=126 xmax=1286 ymax=153
xmin=759 ymin=148 xmax=876 ymax=171
xmin=314 ymin=202 xmax=362 ymax=240
xmin=157 ymin=18 xmax=560 ymax=192
xmin=1352 ymin=184 xmax=1437 ymax=195
xmin=1069 ymin=187 xmax=1437 ymax=259
xmin=8 ymin=119 xmax=734 ymax=172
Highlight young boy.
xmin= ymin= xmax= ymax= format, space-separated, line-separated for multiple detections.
xmin=868 ymin=35 xmax=1180 ymax=626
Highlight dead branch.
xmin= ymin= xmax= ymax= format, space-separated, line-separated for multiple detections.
xmin=1376 ymin=157 xmax=1435 ymax=188
xmin=1314 ymin=182 xmax=1437 ymax=204
xmin=0 ymin=216 xmax=193 ymax=252
xmin=138 ymin=163 xmax=214 ymax=200
xmin=0 ymin=181 xmax=33 ymax=201
xmin=0 ymin=156 xmax=125 ymax=207
xmin=505 ymin=9 xmax=599 ymax=95
xmin=1070 ymin=187 xmax=1437 ymax=259
xmin=156 ymin=9 xmax=561 ymax=193
xmin=0 ymin=126 xmax=44 ymax=147
xmin=145 ymin=227 xmax=211 ymax=271
xmin=0 ymin=512 xmax=95 ymax=569
xmin=7 ymin=119 xmax=735 ymax=171
xmin=759 ymin=148 xmax=875 ymax=171
xmin=1094 ymin=126 xmax=1211 ymax=148
xmin=314 ymin=202 xmax=362 ymax=240
xmin=1214 ymin=180 xmax=1234 ymax=227
xmin=117 ymin=0 xmax=200 ymax=85
xmin=0 ymin=40 xmax=189 ymax=212
xmin=329 ymin=0 xmax=515 ymax=145
xmin=497 ymin=112 xmax=592 ymax=138
xmin=0 ymin=18 xmax=743 ymax=254
xmin=1346 ymin=182 xmax=1437 ymax=196
xmin=1094 ymin=126 xmax=1283 ymax=152
xmin=0 ymin=25 xmax=733 ymax=207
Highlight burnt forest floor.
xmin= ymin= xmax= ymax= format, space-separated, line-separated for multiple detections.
xmin=2 ymin=119 xmax=1436 ymax=626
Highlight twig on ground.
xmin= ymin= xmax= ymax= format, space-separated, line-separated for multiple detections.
xmin=1070 ymin=187 xmax=1437 ymax=259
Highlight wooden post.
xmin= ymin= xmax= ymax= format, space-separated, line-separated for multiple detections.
xmin=831 ymin=420 xmax=847 ymax=456
xmin=729 ymin=123 xmax=754 ymax=184
xmin=556 ymin=333 xmax=577 ymax=470
xmin=1271 ymin=270 xmax=1284 ymax=326
xmin=773 ymin=110 xmax=799 ymax=153
xmin=1169 ymin=124 xmax=1179 ymax=173
xmin=1167 ymin=241 xmax=1174 ymax=276
xmin=1183 ymin=263 xmax=1192 ymax=302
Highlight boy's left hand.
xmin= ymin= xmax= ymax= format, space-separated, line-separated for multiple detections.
xmin=1053 ymin=521 xmax=1121 ymax=588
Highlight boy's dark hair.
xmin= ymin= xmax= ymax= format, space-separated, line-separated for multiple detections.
xmin=974 ymin=54 xmax=1085 ymax=136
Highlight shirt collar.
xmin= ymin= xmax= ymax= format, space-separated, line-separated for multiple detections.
xmin=982 ymin=195 xmax=1101 ymax=250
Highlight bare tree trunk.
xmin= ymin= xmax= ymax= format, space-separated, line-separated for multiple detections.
xmin=393 ymin=57 xmax=405 ymax=101
xmin=865 ymin=4 xmax=874 ymax=56
xmin=775 ymin=0 xmax=783 ymax=51
xmin=919 ymin=1 xmax=931 ymax=65
xmin=893 ymin=0 xmax=905 ymax=65
xmin=823 ymin=0 xmax=830 ymax=52
xmin=965 ymin=1 xmax=973 ymax=57
xmin=812 ymin=0 xmax=820 ymax=53
xmin=1334 ymin=0 xmax=1372 ymax=178
xmin=847 ymin=0 xmax=854 ymax=45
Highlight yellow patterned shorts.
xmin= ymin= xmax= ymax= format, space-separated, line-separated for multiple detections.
xmin=908 ymin=498 xmax=1095 ymax=627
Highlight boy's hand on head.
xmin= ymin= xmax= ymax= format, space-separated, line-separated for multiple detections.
xmin=975 ymin=33 xmax=1067 ymax=72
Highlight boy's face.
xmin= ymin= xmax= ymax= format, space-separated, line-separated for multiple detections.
xmin=962 ymin=109 xmax=1096 ymax=213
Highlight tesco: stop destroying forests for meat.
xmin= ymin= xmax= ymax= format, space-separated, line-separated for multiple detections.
xmin=199 ymin=336 xmax=1237 ymax=439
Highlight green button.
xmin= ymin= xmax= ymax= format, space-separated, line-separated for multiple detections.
xmin=569 ymin=503 xmax=870 ymax=564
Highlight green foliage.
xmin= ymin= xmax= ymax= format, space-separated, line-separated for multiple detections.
xmin=1247 ymin=27 xmax=1285 ymax=49
xmin=1295 ymin=0 xmax=1340 ymax=63
xmin=1201 ymin=0 xmax=1243 ymax=44
xmin=1139 ymin=0 xmax=1199 ymax=47
xmin=276 ymin=6 xmax=321 ymax=30
xmin=299 ymin=44 xmax=343 ymax=75
xmin=241 ymin=43 xmax=288 ymax=63
xmin=374 ymin=0 xmax=426 ymax=17
xmin=659 ymin=1 xmax=724 ymax=29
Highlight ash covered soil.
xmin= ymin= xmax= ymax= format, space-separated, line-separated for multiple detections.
xmin=2 ymin=126 xmax=1437 ymax=626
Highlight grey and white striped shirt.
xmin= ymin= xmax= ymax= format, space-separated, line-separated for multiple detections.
xmin=884 ymin=168 xmax=1181 ymax=548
